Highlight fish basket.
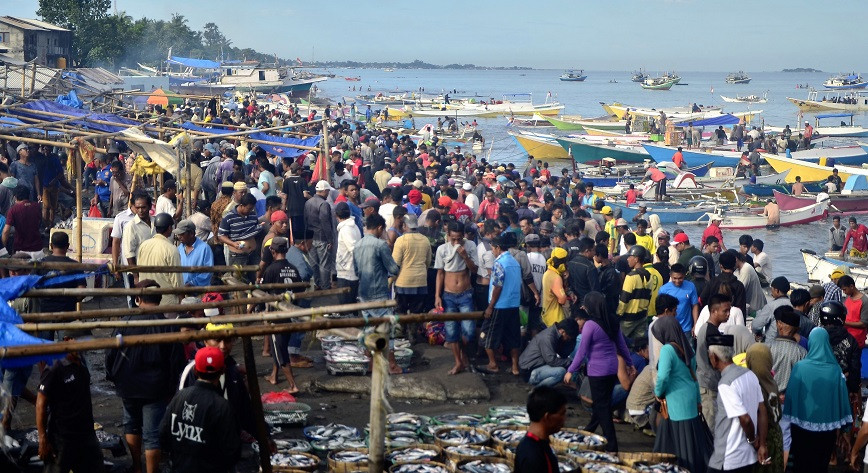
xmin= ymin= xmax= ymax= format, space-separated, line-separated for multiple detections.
xmin=632 ymin=462 xmax=690 ymax=473
xmin=270 ymin=451 xmax=320 ymax=472
xmin=550 ymin=428 xmax=607 ymax=453
xmin=327 ymin=448 xmax=369 ymax=473
xmin=486 ymin=406 xmax=529 ymax=426
xmin=388 ymin=460 xmax=450 ymax=473
xmin=325 ymin=358 xmax=370 ymax=376
xmin=498 ymin=445 xmax=515 ymax=463
xmin=443 ymin=444 xmax=502 ymax=466
xmin=274 ymin=438 xmax=313 ymax=453
xmin=432 ymin=426 xmax=490 ymax=448
xmin=566 ymin=449 xmax=623 ymax=466
xmin=386 ymin=443 xmax=443 ymax=464
xmin=618 ymin=452 xmax=676 ymax=467
xmin=321 ymin=335 xmax=349 ymax=351
xmin=558 ymin=456 xmax=580 ymax=473
xmin=455 ymin=457 xmax=512 ymax=472
xmin=488 ymin=425 xmax=526 ymax=448
xmin=394 ymin=347 xmax=413 ymax=368
xmin=580 ymin=462 xmax=639 ymax=473
xmin=264 ymin=402 xmax=311 ymax=427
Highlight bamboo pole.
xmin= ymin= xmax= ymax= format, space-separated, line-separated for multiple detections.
xmin=74 ymin=143 xmax=82 ymax=262
xmin=0 ymin=259 xmax=259 ymax=273
xmin=0 ymin=310 xmax=483 ymax=358
xmin=366 ymin=333 xmax=387 ymax=473
xmin=22 ymin=281 xmax=312 ymax=298
xmin=194 ymin=118 xmax=326 ymax=140
xmin=0 ymin=114 xmax=93 ymax=135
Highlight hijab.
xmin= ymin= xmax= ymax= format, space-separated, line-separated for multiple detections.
xmin=651 ymin=315 xmax=694 ymax=366
xmin=547 ymin=247 xmax=568 ymax=276
xmin=724 ymin=324 xmax=755 ymax=355
xmin=746 ymin=343 xmax=782 ymax=424
xmin=583 ymin=291 xmax=619 ymax=341
xmin=782 ymin=327 xmax=852 ymax=431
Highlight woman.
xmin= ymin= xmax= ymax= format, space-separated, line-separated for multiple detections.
xmin=783 ymin=327 xmax=852 ymax=473
xmin=652 ymin=316 xmax=710 ymax=473
xmin=648 ymin=214 xmax=665 ymax=241
xmin=565 ymin=292 xmax=634 ymax=452
xmin=746 ymin=343 xmax=784 ymax=473
xmin=108 ymin=160 xmax=129 ymax=218
xmin=541 ymin=247 xmax=568 ymax=327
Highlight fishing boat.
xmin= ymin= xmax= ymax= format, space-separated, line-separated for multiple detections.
xmin=509 ymin=130 xmax=570 ymax=159
xmin=823 ymin=73 xmax=868 ymax=90
xmin=762 ymin=153 xmax=868 ymax=183
xmin=408 ymin=108 xmax=499 ymax=118
xmin=725 ymin=71 xmax=752 ymax=84
xmin=608 ymin=201 xmax=715 ymax=225
xmin=640 ymin=76 xmax=677 ymax=90
xmin=345 ymin=76 xmax=361 ymax=81
xmin=696 ymin=201 xmax=828 ymax=230
xmin=741 ymin=182 xmax=824 ymax=197
xmin=383 ymin=68 xmax=394 ymax=72
xmin=544 ymin=115 xmax=627 ymax=131
xmin=601 ymin=102 xmax=723 ymax=120
xmin=582 ymin=126 xmax=650 ymax=139
xmin=447 ymin=93 xmax=564 ymax=116
xmin=773 ymin=189 xmax=868 ymax=213
xmin=641 ymin=143 xmax=744 ymax=167
xmin=507 ymin=113 xmax=554 ymax=127
xmin=811 ymin=113 xmax=868 ymax=138
xmin=631 ymin=69 xmax=649 ymax=82
xmin=173 ymin=63 xmax=327 ymax=97
xmin=559 ymin=70 xmax=587 ymax=81
xmin=801 ymin=249 xmax=868 ymax=289
xmin=720 ymin=93 xmax=767 ymax=103
xmin=555 ymin=137 xmax=649 ymax=165
xmin=787 ymin=89 xmax=868 ymax=112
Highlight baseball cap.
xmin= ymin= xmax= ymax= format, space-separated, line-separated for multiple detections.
xmin=194 ymin=346 xmax=225 ymax=374
xmin=831 ymin=265 xmax=850 ymax=279
xmin=315 ymin=180 xmax=332 ymax=191
xmin=202 ymin=292 xmax=224 ymax=317
xmin=270 ymin=210 xmax=288 ymax=222
xmin=462 ymin=182 xmax=473 ymax=191
xmin=437 ymin=196 xmax=452 ymax=208
xmin=412 ymin=179 xmax=423 ymax=188
xmin=601 ymin=206 xmax=612 ymax=215
xmin=404 ymin=214 xmax=419 ymax=230
xmin=360 ymin=197 xmax=379 ymax=209
xmin=270 ymin=236 xmax=289 ymax=252
xmin=525 ymin=234 xmax=541 ymax=247
xmin=233 ymin=181 xmax=248 ymax=191
xmin=673 ymin=233 xmax=689 ymax=244
xmin=16 ymin=143 xmax=28 ymax=153
xmin=172 ymin=219 xmax=195 ymax=235
xmin=615 ymin=218 xmax=629 ymax=227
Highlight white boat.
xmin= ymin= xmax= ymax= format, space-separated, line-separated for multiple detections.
xmin=693 ymin=201 xmax=829 ymax=230
xmin=801 ymin=249 xmax=868 ymax=290
xmin=447 ymin=93 xmax=564 ymax=116
xmin=409 ymin=108 xmax=499 ymax=118
xmin=698 ymin=170 xmax=792 ymax=189
xmin=725 ymin=71 xmax=751 ymax=84
xmin=720 ymin=93 xmax=767 ymax=103
xmin=787 ymin=89 xmax=868 ymax=112
xmin=824 ymin=73 xmax=868 ymax=90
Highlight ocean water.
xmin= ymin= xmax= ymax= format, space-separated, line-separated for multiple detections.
xmin=314 ymin=68 xmax=859 ymax=284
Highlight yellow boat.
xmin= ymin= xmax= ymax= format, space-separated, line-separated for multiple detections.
xmin=762 ymin=153 xmax=868 ymax=183
xmin=509 ymin=131 xmax=570 ymax=159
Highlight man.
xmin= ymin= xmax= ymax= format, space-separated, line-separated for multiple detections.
xmin=707 ymin=333 xmax=767 ymax=473
xmin=137 ymin=213 xmax=183 ymax=305
xmin=633 ymin=218 xmax=654 ymax=254
xmin=701 ymin=216 xmax=727 ymax=251
xmin=566 ymin=237 xmax=598 ymax=310
xmin=105 ymin=280 xmax=185 ymax=473
xmin=617 ymin=245 xmax=653 ymax=341
xmin=658 ymin=263 xmax=699 ymax=337
xmin=825 ymin=265 xmax=847 ymax=303
xmin=209 ymin=181 xmax=234 ymax=237
xmin=335 ymin=180 xmax=364 ymax=233
xmin=122 ymin=194 xmax=155 ymax=271
xmin=261 ymin=237 xmax=303 ymax=392
xmin=10 ymin=143 xmax=37 ymax=201
xmin=519 ymin=319 xmax=579 ymax=387
xmin=36 ymin=144 xmax=71 ymax=227
xmin=176 ymin=219 xmax=213 ymax=288
xmin=156 ymin=179 xmax=183 ymax=223
xmin=700 ymin=251 xmax=747 ymax=316
xmin=751 ymin=276 xmax=792 ymax=342
xmin=434 ymin=221 xmax=479 ymax=375
xmin=830 ymin=216 xmax=846 ymax=252
xmin=733 ymin=250 xmax=766 ymax=316
xmin=462 ymin=181 xmax=480 ymax=216
xmin=702 ymin=235 xmax=721 ymax=279
xmin=160 ymin=347 xmax=241 ymax=473
xmin=737 ymin=234 xmax=755 ymax=266
xmin=514 ymin=386 xmax=567 ymax=473
xmin=748 ymin=238 xmax=771 ymax=280
xmin=525 ymin=234 xmax=548 ymax=334
xmin=674 ymin=233 xmax=702 ymax=267
xmin=842 ymin=216 xmax=868 ymax=257
xmin=481 ymin=235 xmax=523 ymax=375
xmin=3 ymin=185 xmax=44 ymax=259
xmin=672 ymin=146 xmax=685 ymax=169
xmin=91 ymin=154 xmax=112 ymax=217
xmin=37 ymin=337 xmax=104 ymax=473
xmin=335 ymin=202 xmax=361 ymax=306
xmin=839 ymin=275 xmax=868 ymax=349
xmin=477 ymin=187 xmax=499 ymax=221
xmin=280 ymin=162 xmax=309 ymax=240
xmin=696 ymin=294 xmax=732 ymax=429
xmin=392 ymin=214 xmax=432 ymax=315
xmin=767 ymin=306 xmax=807 ymax=391
xmin=218 ymin=193 xmax=264 ymax=282
xmin=305 ymin=180 xmax=336 ymax=289
xmin=352 ymin=214 xmax=403 ymax=374
xmin=38 ymin=231 xmax=85 ymax=317
xmin=624 ymin=184 xmax=637 ymax=206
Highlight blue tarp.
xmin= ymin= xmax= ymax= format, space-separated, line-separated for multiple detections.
xmin=179 ymin=121 xmax=236 ymax=135
xmin=169 ymin=56 xmax=220 ymax=69
xmin=11 ymin=100 xmax=140 ymax=133
xmin=55 ymin=89 xmax=83 ymax=109
xmin=675 ymin=114 xmax=740 ymax=127
xmin=816 ymin=113 xmax=854 ymax=119
xmin=0 ymin=116 xmax=63 ymax=136
xmin=249 ymin=132 xmax=321 ymax=158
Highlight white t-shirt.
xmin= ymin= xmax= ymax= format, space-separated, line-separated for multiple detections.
xmin=464 ymin=193 xmax=480 ymax=215
xmin=379 ymin=203 xmax=397 ymax=229
xmin=717 ymin=369 xmax=763 ymax=470
xmin=476 ymin=241 xmax=494 ymax=279
xmin=110 ymin=208 xmax=135 ymax=265
xmin=434 ymin=240 xmax=478 ymax=273
xmin=527 ymin=251 xmax=546 ymax=292
xmin=695 ymin=306 xmax=745 ymax=335
xmin=753 ymin=251 xmax=772 ymax=279
xmin=155 ymin=195 xmax=176 ymax=217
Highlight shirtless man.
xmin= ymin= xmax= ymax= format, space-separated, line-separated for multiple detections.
xmin=434 ymin=221 xmax=479 ymax=375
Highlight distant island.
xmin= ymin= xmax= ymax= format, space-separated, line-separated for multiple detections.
xmin=306 ymin=59 xmax=530 ymax=70
xmin=782 ymin=68 xmax=823 ymax=73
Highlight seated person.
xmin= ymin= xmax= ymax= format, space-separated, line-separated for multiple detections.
xmin=518 ymin=319 xmax=580 ymax=387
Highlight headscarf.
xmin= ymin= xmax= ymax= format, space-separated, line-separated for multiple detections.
xmin=648 ymin=214 xmax=662 ymax=234
xmin=724 ymin=324 xmax=755 ymax=355
xmin=746 ymin=343 xmax=782 ymax=424
xmin=783 ymin=327 xmax=852 ymax=431
xmin=547 ymin=247 xmax=568 ymax=276
xmin=651 ymin=315 xmax=694 ymax=366
xmin=583 ymin=291 xmax=619 ymax=341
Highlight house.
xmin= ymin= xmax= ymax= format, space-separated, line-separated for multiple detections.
xmin=0 ymin=16 xmax=71 ymax=67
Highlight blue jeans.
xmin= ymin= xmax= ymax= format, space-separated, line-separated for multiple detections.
xmin=528 ymin=365 xmax=566 ymax=388
xmin=443 ymin=290 xmax=474 ymax=343
xmin=612 ymin=384 xmax=628 ymax=409
xmin=122 ymin=398 xmax=167 ymax=450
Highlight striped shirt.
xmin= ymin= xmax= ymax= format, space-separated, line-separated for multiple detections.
xmin=617 ymin=267 xmax=652 ymax=321
xmin=218 ymin=207 xmax=261 ymax=241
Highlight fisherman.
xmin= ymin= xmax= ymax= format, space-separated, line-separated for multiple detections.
xmin=841 ymin=216 xmax=868 ymax=257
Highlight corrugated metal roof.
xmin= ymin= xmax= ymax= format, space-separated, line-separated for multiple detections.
xmin=75 ymin=68 xmax=124 ymax=85
xmin=0 ymin=17 xmax=70 ymax=32
xmin=0 ymin=66 xmax=60 ymax=94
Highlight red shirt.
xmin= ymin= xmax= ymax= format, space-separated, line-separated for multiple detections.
xmin=625 ymin=189 xmax=637 ymax=206
xmin=844 ymin=224 xmax=868 ymax=253
xmin=6 ymin=200 xmax=42 ymax=251
xmin=701 ymin=223 xmax=723 ymax=247
xmin=449 ymin=201 xmax=474 ymax=223
xmin=478 ymin=199 xmax=500 ymax=220
xmin=672 ymin=151 xmax=684 ymax=168
xmin=844 ymin=294 xmax=868 ymax=348
xmin=540 ymin=169 xmax=551 ymax=180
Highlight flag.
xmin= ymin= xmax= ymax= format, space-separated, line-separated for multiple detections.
xmin=296 ymin=57 xmax=303 ymax=66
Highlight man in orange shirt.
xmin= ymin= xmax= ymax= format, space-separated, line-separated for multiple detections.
xmin=672 ymin=147 xmax=685 ymax=169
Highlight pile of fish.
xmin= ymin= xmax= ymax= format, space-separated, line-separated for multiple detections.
xmin=434 ymin=427 xmax=488 ymax=446
xmin=270 ymin=452 xmax=317 ymax=468
xmin=391 ymin=462 xmax=450 ymax=473
xmin=263 ymin=404 xmax=310 ymax=427
xmin=567 ymin=450 xmax=621 ymax=464
xmin=304 ymin=423 xmax=361 ymax=442
xmin=387 ymin=446 xmax=441 ymax=463
xmin=445 ymin=445 xmax=500 ymax=458
xmin=558 ymin=457 xmax=580 ymax=473
xmin=552 ymin=429 xmax=606 ymax=448
xmin=432 ymin=413 xmax=485 ymax=426
xmin=457 ymin=460 xmax=511 ymax=472
xmin=388 ymin=412 xmax=431 ymax=431
xmin=329 ymin=449 xmax=369 ymax=464
xmin=324 ymin=342 xmax=370 ymax=375
xmin=582 ymin=463 xmax=636 ymax=473
xmin=385 ymin=429 xmax=421 ymax=447
xmin=490 ymin=427 xmax=525 ymax=445
xmin=487 ymin=406 xmax=530 ymax=425
xmin=274 ymin=438 xmax=312 ymax=452
xmin=634 ymin=463 xmax=690 ymax=473
xmin=313 ymin=437 xmax=366 ymax=451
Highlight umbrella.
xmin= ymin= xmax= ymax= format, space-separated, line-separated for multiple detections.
xmin=146 ymin=88 xmax=182 ymax=107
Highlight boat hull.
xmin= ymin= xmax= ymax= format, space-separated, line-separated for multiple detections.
xmin=608 ymin=202 xmax=710 ymax=224
xmin=773 ymin=189 xmax=868 ymax=213
xmin=710 ymin=201 xmax=828 ymax=230
xmin=725 ymin=78 xmax=752 ymax=84
xmin=510 ymin=132 xmax=570 ymax=159
xmin=742 ymin=183 xmax=823 ymax=196
xmin=802 ymin=250 xmax=868 ymax=289
xmin=762 ymin=153 xmax=868 ymax=183
xmin=642 ymin=143 xmax=743 ymax=167
xmin=556 ymin=138 xmax=649 ymax=165
xmin=640 ymin=80 xmax=676 ymax=90
xmin=560 ymin=76 xmax=587 ymax=82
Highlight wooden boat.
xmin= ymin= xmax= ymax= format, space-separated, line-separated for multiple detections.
xmin=762 ymin=153 xmax=868 ymax=183
xmin=696 ymin=201 xmax=828 ymax=230
xmin=773 ymin=189 xmax=868 ymax=213
xmin=509 ymin=131 xmax=570 ymax=159
xmin=556 ymin=137 xmax=649 ymax=165
xmin=720 ymin=94 xmax=767 ymax=103
xmin=741 ymin=182 xmax=824 ymax=197
xmin=640 ymin=77 xmax=677 ymax=90
xmin=447 ymin=93 xmax=564 ymax=116
xmin=559 ymin=70 xmax=587 ymax=81
xmin=409 ymin=108 xmax=499 ymax=118
xmin=583 ymin=126 xmax=650 ymax=139
xmin=545 ymin=115 xmax=627 ymax=131
xmin=642 ymin=143 xmax=744 ymax=167
xmin=801 ymin=249 xmax=868 ymax=289
xmin=631 ymin=69 xmax=649 ymax=82
xmin=507 ymin=114 xmax=554 ymax=127
xmin=824 ymin=73 xmax=868 ymax=90
xmin=608 ymin=202 xmax=715 ymax=224
xmin=345 ymin=76 xmax=361 ymax=81
xmin=725 ymin=71 xmax=752 ymax=84
xmin=787 ymin=90 xmax=868 ymax=113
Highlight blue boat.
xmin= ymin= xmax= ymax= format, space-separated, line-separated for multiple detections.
xmin=642 ymin=143 xmax=743 ymax=167
xmin=741 ymin=182 xmax=824 ymax=196
xmin=607 ymin=201 xmax=712 ymax=224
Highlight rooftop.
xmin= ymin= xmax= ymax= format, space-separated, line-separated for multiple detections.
xmin=0 ymin=16 xmax=70 ymax=32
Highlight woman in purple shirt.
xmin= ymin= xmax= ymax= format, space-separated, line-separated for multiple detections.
xmin=564 ymin=291 xmax=635 ymax=452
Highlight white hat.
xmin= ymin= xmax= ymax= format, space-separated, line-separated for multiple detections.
xmin=462 ymin=182 xmax=472 ymax=191
xmin=387 ymin=176 xmax=402 ymax=187
xmin=412 ymin=179 xmax=423 ymax=188
xmin=315 ymin=180 xmax=332 ymax=191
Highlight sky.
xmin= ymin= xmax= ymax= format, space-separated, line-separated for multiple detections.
xmin=6 ymin=0 xmax=868 ymax=72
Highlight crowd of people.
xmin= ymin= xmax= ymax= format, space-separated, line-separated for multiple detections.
xmin=4 ymin=103 xmax=868 ymax=473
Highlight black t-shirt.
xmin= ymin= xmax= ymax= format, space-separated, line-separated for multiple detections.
xmin=514 ymin=433 xmax=558 ymax=473
xmin=39 ymin=255 xmax=84 ymax=315
xmin=262 ymin=259 xmax=301 ymax=290
xmin=282 ymin=176 xmax=308 ymax=217
xmin=39 ymin=359 xmax=94 ymax=437
xmin=538 ymin=208 xmax=553 ymax=223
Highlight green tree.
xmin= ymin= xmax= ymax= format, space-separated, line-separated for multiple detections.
xmin=202 ymin=22 xmax=231 ymax=60
xmin=37 ymin=0 xmax=112 ymax=65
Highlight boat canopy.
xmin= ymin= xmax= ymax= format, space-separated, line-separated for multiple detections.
xmin=816 ymin=113 xmax=855 ymax=119
xmin=847 ymin=74 xmax=860 ymax=81
xmin=168 ymin=56 xmax=220 ymax=69
xmin=843 ymin=175 xmax=868 ymax=193
xmin=675 ymin=114 xmax=740 ymax=127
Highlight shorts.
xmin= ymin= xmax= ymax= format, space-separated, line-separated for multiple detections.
xmin=443 ymin=290 xmax=475 ymax=343
xmin=1 ymin=365 xmax=32 ymax=397
xmin=121 ymin=398 xmax=167 ymax=450
xmin=480 ymin=307 xmax=521 ymax=350
xmin=395 ymin=289 xmax=428 ymax=314
xmin=44 ymin=432 xmax=104 ymax=473
xmin=270 ymin=333 xmax=291 ymax=367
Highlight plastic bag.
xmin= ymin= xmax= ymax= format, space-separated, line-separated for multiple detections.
xmin=88 ymin=204 xmax=102 ymax=218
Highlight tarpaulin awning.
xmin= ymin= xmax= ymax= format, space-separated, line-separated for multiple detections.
xmin=120 ymin=128 xmax=177 ymax=173
xmin=169 ymin=56 xmax=220 ymax=69
xmin=675 ymin=114 xmax=740 ymax=127
xmin=11 ymin=100 xmax=140 ymax=133
xmin=249 ymin=132 xmax=321 ymax=158
xmin=0 ymin=116 xmax=63 ymax=135
xmin=180 ymin=121 xmax=236 ymax=135
xmin=816 ymin=113 xmax=854 ymax=119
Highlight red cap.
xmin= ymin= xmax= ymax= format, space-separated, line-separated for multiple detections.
xmin=437 ymin=196 xmax=452 ymax=208
xmin=673 ymin=233 xmax=689 ymax=244
xmin=195 ymin=346 xmax=225 ymax=374
xmin=270 ymin=210 xmax=288 ymax=223
xmin=408 ymin=189 xmax=422 ymax=205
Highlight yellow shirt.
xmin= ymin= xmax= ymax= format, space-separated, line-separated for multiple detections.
xmin=541 ymin=268 xmax=567 ymax=326
xmin=643 ymin=263 xmax=663 ymax=316
xmin=634 ymin=232 xmax=655 ymax=255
